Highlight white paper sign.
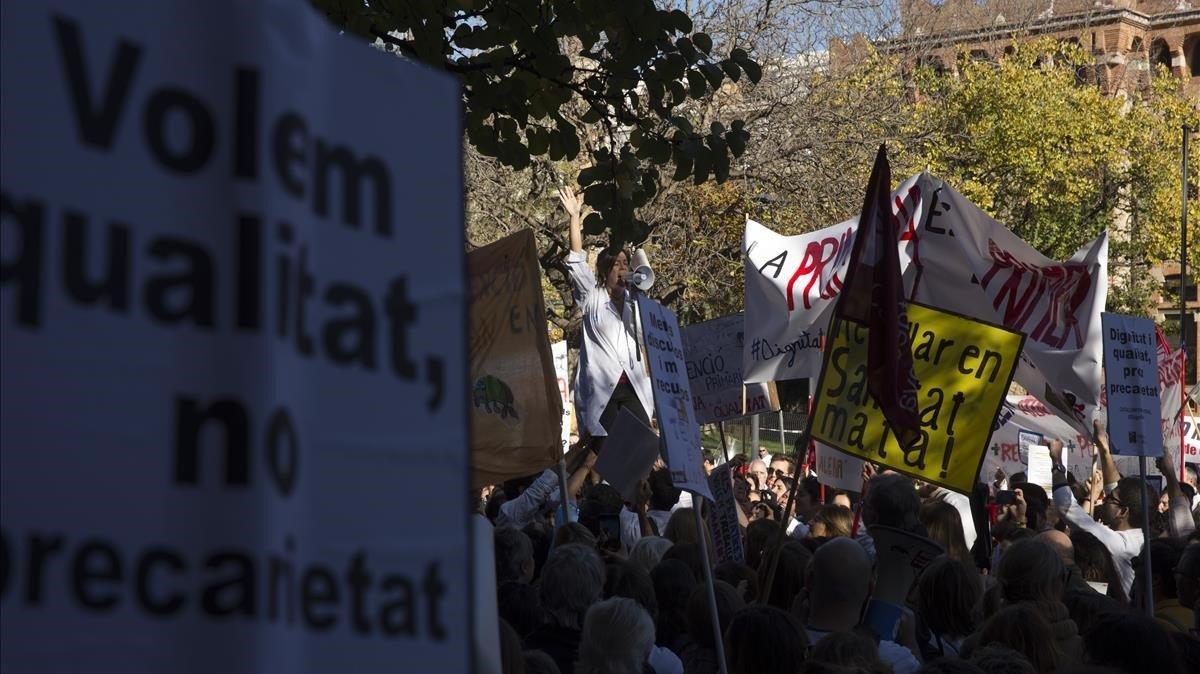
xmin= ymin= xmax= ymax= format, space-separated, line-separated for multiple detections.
xmin=1 ymin=1 xmax=466 ymax=671
xmin=681 ymin=313 xmax=777 ymax=424
xmin=1101 ymin=313 xmax=1163 ymax=457
xmin=639 ymin=298 xmax=713 ymax=500
xmin=1027 ymin=445 xmax=1055 ymax=494
xmin=814 ymin=441 xmax=865 ymax=492
xmin=552 ymin=340 xmax=572 ymax=455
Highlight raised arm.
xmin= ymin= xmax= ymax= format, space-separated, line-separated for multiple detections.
xmin=1093 ymin=420 xmax=1122 ymax=490
xmin=558 ymin=186 xmax=584 ymax=253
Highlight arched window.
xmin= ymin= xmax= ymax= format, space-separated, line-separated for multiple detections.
xmin=1150 ymin=38 xmax=1172 ymax=75
xmin=1187 ymin=35 xmax=1200 ymax=77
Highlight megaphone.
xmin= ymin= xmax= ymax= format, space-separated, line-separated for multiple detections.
xmin=625 ymin=248 xmax=655 ymax=292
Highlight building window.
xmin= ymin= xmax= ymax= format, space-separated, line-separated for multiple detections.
xmin=1150 ymin=39 xmax=1172 ymax=75
xmin=1188 ymin=35 xmax=1200 ymax=77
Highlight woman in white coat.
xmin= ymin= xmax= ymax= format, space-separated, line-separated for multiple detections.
xmin=559 ymin=188 xmax=654 ymax=449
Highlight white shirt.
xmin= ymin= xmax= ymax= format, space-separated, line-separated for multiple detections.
xmin=1053 ymin=484 xmax=1143 ymax=597
xmin=566 ymin=250 xmax=655 ymax=436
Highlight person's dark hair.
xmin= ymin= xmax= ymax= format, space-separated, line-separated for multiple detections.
xmin=503 ymin=473 xmax=539 ymax=501
xmin=1113 ymin=476 xmax=1155 ymax=525
xmin=498 ymin=581 xmax=545 ymax=638
xmin=523 ymin=521 xmax=553 ymax=581
xmin=553 ymin=521 xmax=597 ymax=549
xmin=745 ymin=519 xmax=781 ymax=571
xmin=715 ymin=560 xmax=760 ymax=603
xmin=1082 ymin=611 xmax=1183 ymax=674
xmin=917 ymin=659 xmax=986 ymax=674
xmin=1070 ymin=530 xmax=1129 ymax=604
xmin=578 ymin=483 xmax=623 ymax=546
xmin=603 ymin=560 xmax=657 ymax=619
xmin=1009 ymin=472 xmax=1027 ymax=486
xmin=686 ymin=580 xmax=745 ymax=648
xmin=486 ymin=490 xmax=509 ymax=523
xmin=770 ymin=455 xmax=796 ymax=473
xmin=799 ymin=476 xmax=821 ymax=505
xmin=1061 ymin=587 xmax=1126 ymax=635
xmin=966 ymin=644 xmax=1035 ymax=674
xmin=494 ymin=526 xmax=534 ymax=584
xmin=647 ymin=467 xmax=681 ymax=512
xmin=594 ymin=246 xmax=631 ymax=288
xmin=976 ymin=604 xmax=1062 ymax=674
xmin=918 ymin=557 xmax=982 ymax=639
xmin=663 ymin=542 xmax=705 ymax=583
xmin=724 ymin=605 xmax=808 ymax=674
xmin=863 ymin=473 xmax=923 ymax=533
xmin=1169 ymin=630 xmax=1200 ymax=674
xmin=808 ymin=629 xmax=888 ymax=672
xmin=756 ymin=540 xmax=813 ymax=610
xmin=539 ymin=543 xmax=604 ymax=630
xmin=811 ymin=504 xmax=854 ymax=539
xmin=650 ymin=559 xmax=696 ymax=650
xmin=498 ymin=619 xmax=526 ymax=674
xmin=1181 ymin=481 xmax=1197 ymax=502
xmin=523 ymin=649 xmax=560 ymax=674
xmin=1134 ymin=537 xmax=1186 ymax=600
xmin=920 ymin=500 xmax=972 ymax=565
xmin=996 ymin=539 xmax=1065 ymax=606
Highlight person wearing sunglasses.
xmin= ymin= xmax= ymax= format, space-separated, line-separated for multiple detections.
xmin=1049 ymin=421 xmax=1154 ymax=599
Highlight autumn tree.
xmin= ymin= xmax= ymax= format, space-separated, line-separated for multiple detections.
xmin=907 ymin=39 xmax=1200 ymax=314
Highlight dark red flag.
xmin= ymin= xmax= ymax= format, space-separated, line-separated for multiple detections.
xmin=837 ymin=146 xmax=921 ymax=439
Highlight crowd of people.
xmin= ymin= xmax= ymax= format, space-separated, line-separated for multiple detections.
xmin=476 ymin=420 xmax=1200 ymax=674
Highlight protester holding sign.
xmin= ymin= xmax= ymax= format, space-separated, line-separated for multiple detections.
xmin=561 ymin=188 xmax=655 ymax=444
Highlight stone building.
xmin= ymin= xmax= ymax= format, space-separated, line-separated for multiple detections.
xmin=833 ymin=0 xmax=1200 ymax=95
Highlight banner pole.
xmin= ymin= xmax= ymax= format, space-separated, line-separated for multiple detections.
xmin=1182 ymin=124 xmax=1191 ymax=479
xmin=717 ymin=421 xmax=732 ymax=464
xmin=759 ymin=429 xmax=809 ymax=604
xmin=555 ymin=460 xmax=571 ymax=526
xmin=693 ymin=502 xmax=730 ymax=674
xmin=778 ymin=409 xmax=787 ymax=461
xmin=1139 ymin=456 xmax=1155 ymax=618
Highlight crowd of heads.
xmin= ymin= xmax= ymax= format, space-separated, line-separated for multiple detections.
xmin=479 ymin=439 xmax=1200 ymax=674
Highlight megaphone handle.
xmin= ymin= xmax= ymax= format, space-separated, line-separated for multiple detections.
xmin=631 ymin=289 xmax=642 ymax=363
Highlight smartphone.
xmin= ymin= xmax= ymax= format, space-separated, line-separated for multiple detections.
xmin=996 ymin=489 xmax=1017 ymax=506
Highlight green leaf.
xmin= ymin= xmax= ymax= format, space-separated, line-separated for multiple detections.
xmin=687 ymin=70 xmax=707 ymax=98
xmin=741 ymin=59 xmax=763 ymax=84
xmin=693 ymin=32 xmax=713 ymax=54
xmin=721 ymin=60 xmax=741 ymax=82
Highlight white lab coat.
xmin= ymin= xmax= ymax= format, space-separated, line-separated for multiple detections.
xmin=566 ymin=250 xmax=655 ymax=437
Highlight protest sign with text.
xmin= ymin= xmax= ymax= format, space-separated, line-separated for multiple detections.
xmin=469 ymin=230 xmax=563 ymax=487
xmin=681 ymin=313 xmax=778 ymax=424
xmin=1 ymin=1 xmax=466 ymax=670
xmin=741 ymin=174 xmax=926 ymax=384
xmin=1101 ymin=313 xmax=1163 ymax=457
xmin=814 ymin=440 xmax=865 ymax=492
xmin=706 ymin=463 xmax=745 ymax=564
xmin=981 ymin=395 xmax=1094 ymax=481
xmin=912 ymin=177 xmax=1108 ymax=420
xmin=552 ymin=340 xmax=574 ymax=455
xmin=810 ymin=304 xmax=1023 ymax=494
xmin=639 ymin=297 xmax=713 ymax=500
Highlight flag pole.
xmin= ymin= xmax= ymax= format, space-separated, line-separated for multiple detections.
xmin=693 ymin=503 xmax=729 ymax=674
xmin=718 ymin=421 xmax=731 ymax=464
xmin=1139 ymin=456 xmax=1155 ymax=618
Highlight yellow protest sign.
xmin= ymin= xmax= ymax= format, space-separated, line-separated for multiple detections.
xmin=810 ymin=303 xmax=1024 ymax=494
